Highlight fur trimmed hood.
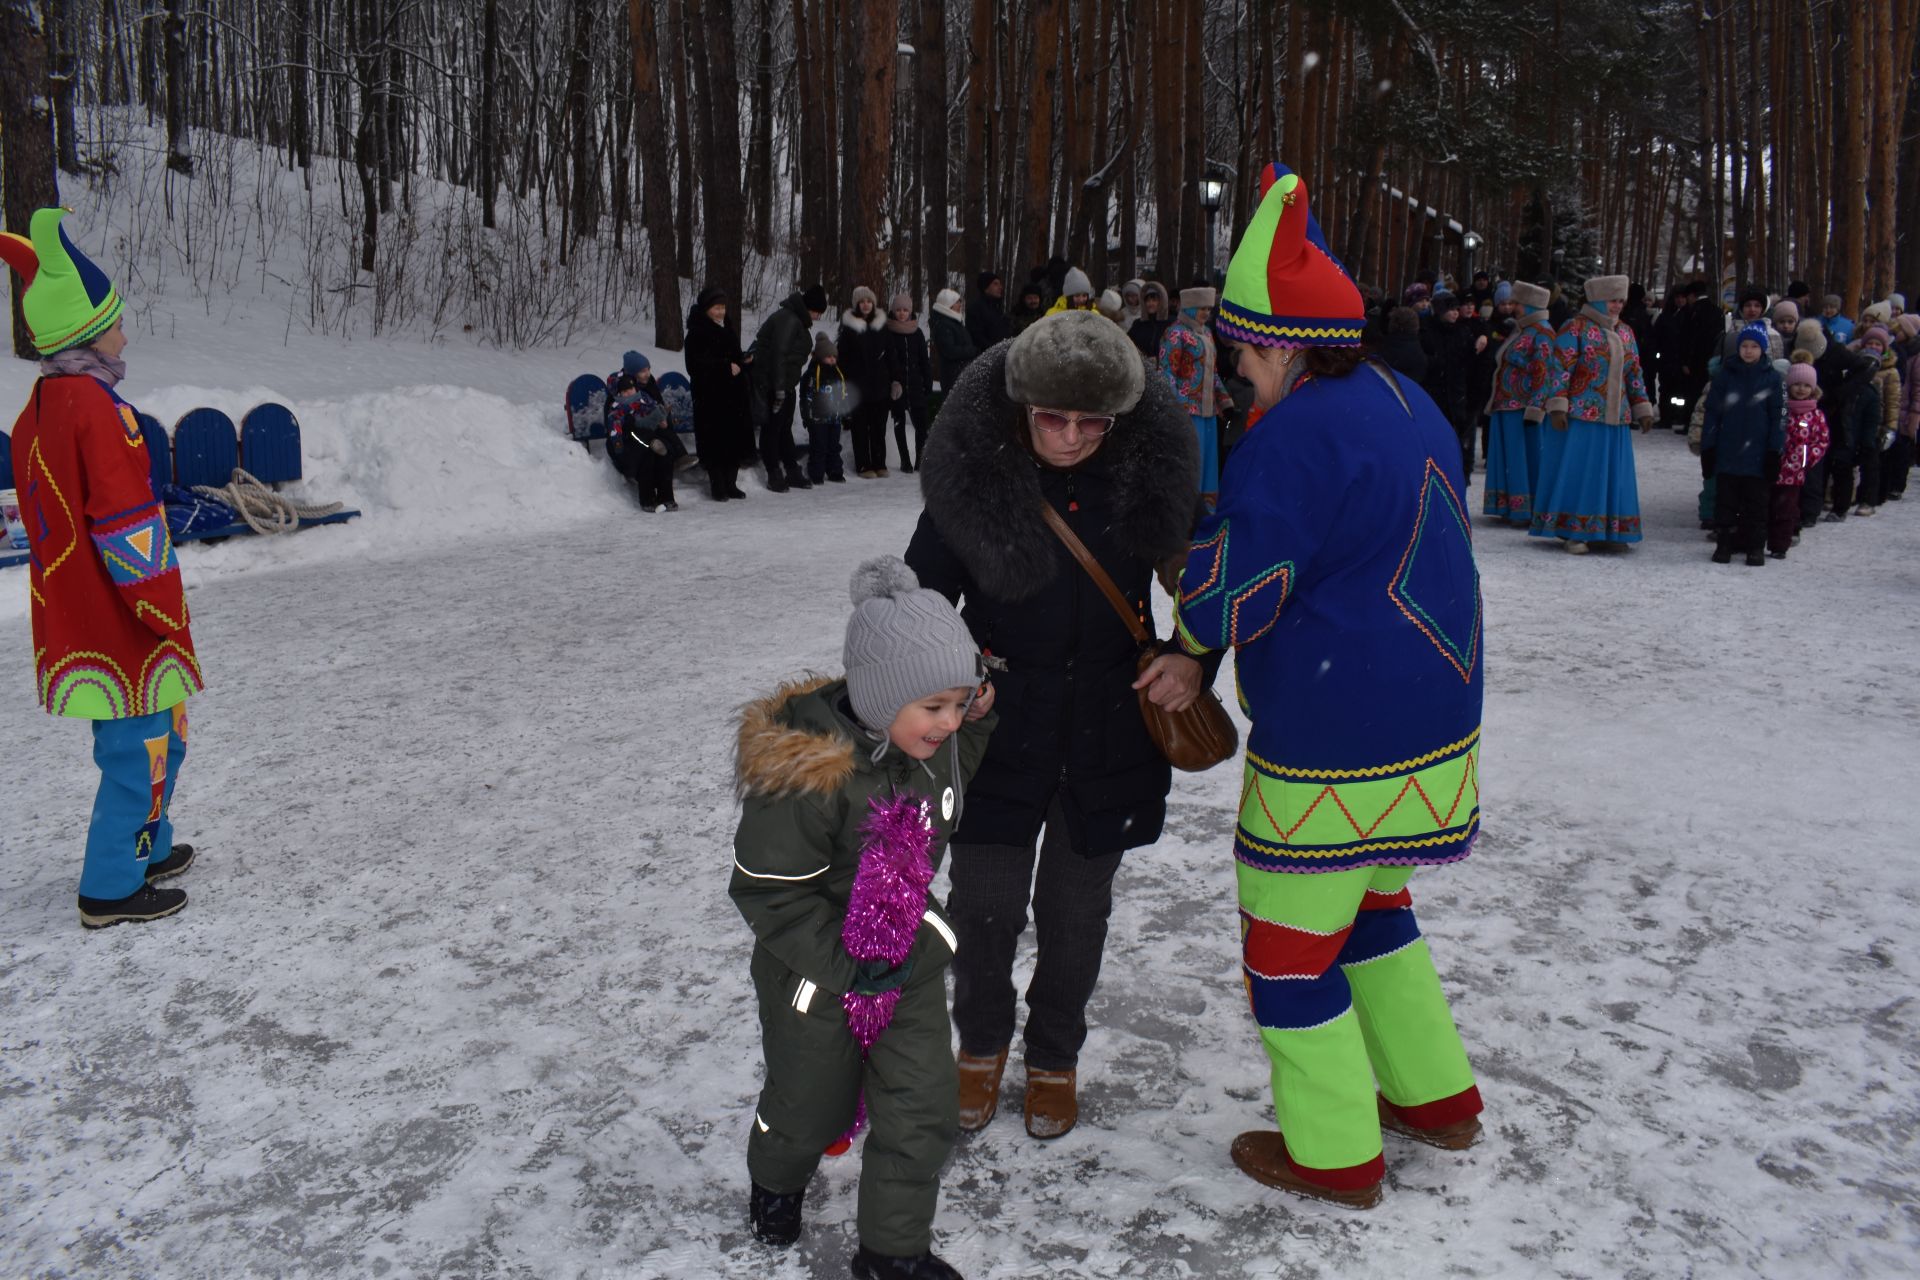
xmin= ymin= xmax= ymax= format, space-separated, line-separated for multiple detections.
xmin=735 ymin=676 xmax=857 ymax=799
xmin=917 ymin=342 xmax=1200 ymax=602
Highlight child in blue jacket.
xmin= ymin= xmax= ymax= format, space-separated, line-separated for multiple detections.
xmin=1701 ymin=322 xmax=1786 ymax=565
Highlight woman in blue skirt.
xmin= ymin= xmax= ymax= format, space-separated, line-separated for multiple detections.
xmin=1483 ymin=281 xmax=1556 ymax=527
xmin=1531 ymin=275 xmax=1657 ymax=554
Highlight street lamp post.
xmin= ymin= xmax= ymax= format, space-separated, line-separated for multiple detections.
xmin=1198 ymin=176 xmax=1227 ymax=285
xmin=1462 ymin=230 xmax=1483 ymax=284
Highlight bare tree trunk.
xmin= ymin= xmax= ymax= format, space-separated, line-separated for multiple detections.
xmin=667 ymin=0 xmax=697 ymax=278
xmin=629 ymin=0 xmax=684 ymax=347
xmin=747 ymin=0 xmax=775 ymax=258
xmin=962 ymin=0 xmax=991 ymax=278
xmin=840 ymin=0 xmax=897 ymax=295
xmin=918 ymin=0 xmax=948 ymax=294
xmin=163 ymin=0 xmax=192 ymax=173
xmin=0 ymin=0 xmax=62 ymax=358
xmin=1841 ymin=0 xmax=1868 ymax=310
xmin=699 ymin=0 xmax=747 ymax=312
xmin=1025 ymin=0 xmax=1060 ymax=276
xmin=477 ymin=0 xmax=498 ymax=225
xmin=565 ymin=0 xmax=598 ymax=240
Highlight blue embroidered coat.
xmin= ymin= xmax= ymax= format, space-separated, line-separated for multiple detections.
xmin=1174 ymin=364 xmax=1482 ymax=873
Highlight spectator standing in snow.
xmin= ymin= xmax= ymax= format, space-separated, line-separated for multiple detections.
xmin=883 ymin=294 xmax=935 ymax=474
xmin=904 ymin=311 xmax=1208 ymax=1147
xmin=1532 ymin=275 xmax=1656 ymax=554
xmin=750 ymin=283 xmax=828 ymax=493
xmin=1044 ymin=266 xmax=1095 ymax=314
xmin=2 ymin=209 xmax=203 ymax=929
xmin=1809 ymin=318 xmax=1878 ymax=522
xmin=1157 ymin=286 xmax=1230 ymax=504
xmin=1376 ymin=305 xmax=1429 ymax=382
xmin=730 ymin=557 xmax=996 ymax=1280
xmin=966 ymin=272 xmax=1012 ymax=354
xmin=929 ymin=288 xmax=978 ymax=395
xmin=1119 ymin=279 xmax=1145 ymax=325
xmin=1127 ymin=281 xmax=1172 ymax=362
xmin=1422 ymin=293 xmax=1483 ymax=474
xmin=1650 ymin=281 xmax=1692 ymax=426
xmin=799 ymin=332 xmax=851 ymax=485
xmin=1188 ymin=162 xmax=1484 ymax=1210
xmin=839 ymin=286 xmax=893 ymax=480
xmin=1857 ymin=325 xmax=1901 ymax=515
xmin=1772 ymin=357 xmax=1829 ymax=558
xmin=1700 ymin=322 xmax=1785 ymax=565
xmin=1483 ymin=281 xmax=1557 ymax=528
xmin=685 ymin=286 xmax=754 ymax=502
xmin=1008 ymin=282 xmax=1048 ymax=336
xmin=1717 ymin=285 xmax=1779 ymax=362
xmin=1821 ymin=294 xmax=1856 ymax=347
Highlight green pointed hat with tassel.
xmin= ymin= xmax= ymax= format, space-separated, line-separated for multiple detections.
xmin=16 ymin=208 xmax=123 ymax=355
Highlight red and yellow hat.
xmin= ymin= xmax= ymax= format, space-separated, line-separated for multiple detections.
xmin=1217 ymin=163 xmax=1364 ymax=349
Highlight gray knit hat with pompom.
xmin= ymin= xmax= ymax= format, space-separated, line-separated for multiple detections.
xmin=844 ymin=556 xmax=981 ymax=731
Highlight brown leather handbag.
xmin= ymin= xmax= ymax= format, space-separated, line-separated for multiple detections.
xmin=1038 ymin=504 xmax=1239 ymax=773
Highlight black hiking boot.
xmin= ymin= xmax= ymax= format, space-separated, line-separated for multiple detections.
xmin=850 ymin=1246 xmax=963 ymax=1279
xmin=79 ymin=883 xmax=187 ymax=930
xmin=146 ymin=843 xmax=195 ymax=884
xmin=1711 ymin=547 xmax=1733 ymax=564
xmin=749 ymin=1182 xmax=804 ymax=1247
xmin=1745 ymin=550 xmax=1766 ymax=566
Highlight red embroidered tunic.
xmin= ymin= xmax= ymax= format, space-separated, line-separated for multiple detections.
xmin=10 ymin=375 xmax=202 ymax=718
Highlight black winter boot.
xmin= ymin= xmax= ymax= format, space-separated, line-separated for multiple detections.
xmin=78 ymin=883 xmax=187 ymax=930
xmin=850 ymin=1246 xmax=964 ymax=1279
xmin=749 ymin=1182 xmax=804 ymax=1247
xmin=146 ymin=843 xmax=195 ymax=883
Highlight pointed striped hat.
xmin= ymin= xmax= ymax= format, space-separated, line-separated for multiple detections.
xmin=7 ymin=208 xmax=124 ymax=355
xmin=1217 ymin=162 xmax=1364 ymax=349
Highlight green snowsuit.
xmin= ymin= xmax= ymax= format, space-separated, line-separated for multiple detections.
xmin=730 ymin=676 xmax=995 ymax=1256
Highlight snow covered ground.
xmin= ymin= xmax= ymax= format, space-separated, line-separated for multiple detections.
xmin=2 ymin=326 xmax=1917 ymax=1278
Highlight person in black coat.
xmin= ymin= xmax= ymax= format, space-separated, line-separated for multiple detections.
xmin=838 ymin=285 xmax=893 ymax=476
xmin=1650 ymin=281 xmax=1693 ymax=427
xmin=881 ymin=293 xmax=935 ymax=474
xmin=683 ymin=286 xmax=753 ymax=501
xmin=967 ymin=272 xmax=1013 ymax=353
xmin=904 ymin=311 xmax=1213 ymax=1140
xmin=1376 ymin=305 xmax=1428 ymax=383
xmin=1421 ymin=296 xmax=1482 ymax=471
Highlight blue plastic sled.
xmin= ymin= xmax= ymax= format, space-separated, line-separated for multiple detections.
xmin=173 ymin=408 xmax=240 ymax=490
xmin=566 ymin=374 xmax=608 ymax=447
xmin=656 ymin=371 xmax=696 ymax=443
xmin=138 ymin=413 xmax=171 ymax=496
xmin=240 ymin=404 xmax=303 ymax=485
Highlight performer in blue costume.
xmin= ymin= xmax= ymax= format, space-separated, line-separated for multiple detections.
xmin=1186 ymin=163 xmax=1485 ymax=1210
xmin=1530 ymin=275 xmax=1656 ymax=553
xmin=1482 ymin=280 xmax=1557 ymax=526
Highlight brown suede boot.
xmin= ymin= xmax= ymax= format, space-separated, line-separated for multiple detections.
xmin=1377 ymin=1095 xmax=1483 ymax=1151
xmin=956 ymin=1047 xmax=1009 ymax=1132
xmin=1024 ymin=1067 xmax=1078 ymax=1139
xmin=1229 ymin=1131 xmax=1383 ymax=1209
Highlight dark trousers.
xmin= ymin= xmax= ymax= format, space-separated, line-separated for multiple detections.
xmin=694 ymin=418 xmax=737 ymax=498
xmin=850 ymin=401 xmax=890 ymax=472
xmin=1799 ymin=457 xmax=1828 ymax=526
xmin=892 ymin=400 xmax=931 ymax=470
xmin=1830 ymin=442 xmax=1881 ymax=513
xmin=805 ymin=420 xmax=845 ymax=481
xmin=1880 ymin=436 xmax=1913 ymax=501
xmin=1767 ymin=483 xmax=1801 ymax=555
xmin=636 ymin=450 xmax=674 ymax=507
xmin=1715 ymin=473 xmax=1768 ymax=557
xmin=946 ymin=798 xmax=1123 ymax=1071
xmin=759 ymin=394 xmax=801 ymax=479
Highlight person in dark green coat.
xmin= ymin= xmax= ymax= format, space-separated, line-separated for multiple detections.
xmin=732 ymin=557 xmax=997 ymax=1280
xmin=749 ymin=284 xmax=828 ymax=491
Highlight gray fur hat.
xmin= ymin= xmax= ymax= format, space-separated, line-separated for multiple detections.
xmin=850 ymin=285 xmax=878 ymax=310
xmin=844 ymin=557 xmax=981 ymax=732
xmin=1793 ymin=318 xmax=1828 ymax=361
xmin=1584 ymin=275 xmax=1630 ymax=303
xmin=1509 ymin=281 xmax=1551 ymax=310
xmin=1004 ymin=310 xmax=1146 ymax=416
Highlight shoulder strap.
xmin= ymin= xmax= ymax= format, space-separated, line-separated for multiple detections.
xmin=1037 ymin=502 xmax=1151 ymax=646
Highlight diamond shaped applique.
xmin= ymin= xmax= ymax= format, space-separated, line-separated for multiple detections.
xmin=1387 ymin=461 xmax=1481 ymax=682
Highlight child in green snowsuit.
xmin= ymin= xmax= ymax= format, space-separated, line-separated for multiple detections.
xmin=730 ymin=557 xmax=996 ymax=1280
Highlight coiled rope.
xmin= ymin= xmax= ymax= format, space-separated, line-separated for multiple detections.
xmin=192 ymin=468 xmax=345 ymax=536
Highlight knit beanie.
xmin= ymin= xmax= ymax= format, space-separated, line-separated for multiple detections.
xmin=1890 ymin=292 xmax=1907 ymax=311
xmin=7 ymin=209 xmax=124 ymax=355
xmin=1793 ymin=318 xmax=1828 ymax=361
xmin=1097 ymin=289 xmax=1124 ymax=321
xmin=1897 ymin=314 xmax=1920 ymax=341
xmin=1863 ymin=300 xmax=1893 ymax=326
xmin=891 ymin=291 xmax=913 ymax=315
xmin=803 ymin=283 xmax=830 ymax=313
xmin=1509 ymin=281 xmax=1550 ymax=311
xmin=1771 ymin=300 xmax=1799 ymax=325
xmin=1493 ymin=281 xmax=1514 ymax=305
xmin=933 ymin=288 xmax=964 ymax=320
xmin=1862 ymin=324 xmax=1891 ymax=348
xmin=1824 ymin=293 xmax=1844 ymax=312
xmin=1060 ymin=266 xmax=1094 ymax=299
xmin=976 ymin=271 xmax=1001 ymax=294
xmin=850 ymin=285 xmax=878 ymax=311
xmin=1220 ymin=161 xmax=1364 ymax=348
xmin=844 ymin=557 xmax=981 ymax=732
xmin=812 ymin=331 xmax=837 ymax=361
xmin=1736 ymin=322 xmax=1772 ymax=354
xmin=623 ymin=349 xmax=651 ymax=374
xmin=1786 ymin=357 xmax=1819 ymax=397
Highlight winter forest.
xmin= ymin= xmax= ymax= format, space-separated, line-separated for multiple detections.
xmin=6 ymin=0 xmax=1920 ymax=353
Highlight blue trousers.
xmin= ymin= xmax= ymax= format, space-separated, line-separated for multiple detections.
xmin=82 ymin=705 xmax=188 ymax=899
xmin=1193 ymin=414 xmax=1220 ymax=496
xmin=806 ymin=421 xmax=845 ymax=481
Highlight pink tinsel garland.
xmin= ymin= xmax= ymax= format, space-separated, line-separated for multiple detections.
xmin=833 ymin=791 xmax=936 ymax=1146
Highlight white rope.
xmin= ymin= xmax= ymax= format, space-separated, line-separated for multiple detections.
xmin=192 ymin=468 xmax=344 ymax=536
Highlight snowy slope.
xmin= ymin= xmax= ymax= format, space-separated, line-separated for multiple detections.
xmin=2 ymin=337 xmax=1917 ymax=1279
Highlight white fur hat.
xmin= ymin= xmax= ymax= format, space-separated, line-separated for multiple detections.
xmin=1510 ymin=281 xmax=1551 ymax=310
xmin=1583 ymin=275 xmax=1630 ymax=303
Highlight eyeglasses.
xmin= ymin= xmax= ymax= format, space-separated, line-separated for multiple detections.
xmin=1028 ymin=406 xmax=1114 ymax=438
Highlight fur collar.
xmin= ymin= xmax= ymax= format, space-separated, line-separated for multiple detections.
xmin=841 ymin=313 xmax=885 ymax=334
xmin=735 ymin=676 xmax=856 ymax=799
xmin=917 ymin=344 xmax=1199 ymax=602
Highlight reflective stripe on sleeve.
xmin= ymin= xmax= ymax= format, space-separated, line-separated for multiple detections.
xmin=793 ymin=979 xmax=817 ymax=1014
xmin=733 ymin=857 xmax=828 ymax=882
xmin=922 ymin=908 xmax=957 ymax=954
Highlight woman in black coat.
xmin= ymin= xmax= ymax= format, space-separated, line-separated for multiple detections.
xmin=683 ymin=286 xmax=753 ymax=501
xmin=904 ymin=311 xmax=1213 ymax=1142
